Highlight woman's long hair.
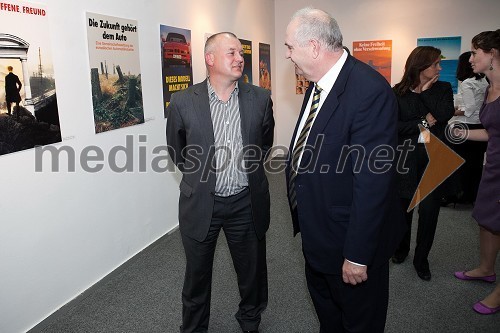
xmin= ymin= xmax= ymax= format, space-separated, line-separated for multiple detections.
xmin=393 ymin=46 xmax=441 ymax=96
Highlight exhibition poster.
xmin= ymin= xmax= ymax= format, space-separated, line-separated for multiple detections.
xmin=259 ymin=43 xmax=271 ymax=91
xmin=160 ymin=24 xmax=193 ymax=117
xmin=353 ymin=40 xmax=392 ymax=84
xmin=417 ymin=36 xmax=461 ymax=93
xmin=0 ymin=1 xmax=61 ymax=156
xmin=295 ymin=74 xmax=310 ymax=95
xmin=86 ymin=12 xmax=144 ymax=133
xmin=239 ymin=39 xmax=252 ymax=85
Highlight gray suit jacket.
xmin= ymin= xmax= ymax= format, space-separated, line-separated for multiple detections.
xmin=166 ymin=79 xmax=274 ymax=241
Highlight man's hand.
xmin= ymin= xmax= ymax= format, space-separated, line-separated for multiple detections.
xmin=342 ymin=259 xmax=368 ymax=285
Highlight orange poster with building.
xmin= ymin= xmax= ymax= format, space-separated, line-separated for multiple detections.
xmin=353 ymin=40 xmax=392 ymax=84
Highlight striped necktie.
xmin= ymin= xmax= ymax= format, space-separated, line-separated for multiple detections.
xmin=288 ymin=85 xmax=322 ymax=210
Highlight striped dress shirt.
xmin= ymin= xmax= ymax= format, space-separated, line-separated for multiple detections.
xmin=208 ymin=80 xmax=248 ymax=197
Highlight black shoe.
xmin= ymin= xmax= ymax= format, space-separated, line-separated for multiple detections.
xmin=416 ymin=270 xmax=431 ymax=281
xmin=391 ymin=255 xmax=407 ymax=264
xmin=243 ymin=330 xmax=259 ymax=333
xmin=440 ymin=196 xmax=457 ymax=208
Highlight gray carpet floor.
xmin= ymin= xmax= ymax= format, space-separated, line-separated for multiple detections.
xmin=31 ymin=171 xmax=500 ymax=332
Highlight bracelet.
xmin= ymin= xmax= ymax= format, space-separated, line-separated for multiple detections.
xmin=421 ymin=118 xmax=430 ymax=129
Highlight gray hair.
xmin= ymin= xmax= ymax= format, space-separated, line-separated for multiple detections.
xmin=204 ymin=32 xmax=238 ymax=54
xmin=291 ymin=7 xmax=343 ymax=52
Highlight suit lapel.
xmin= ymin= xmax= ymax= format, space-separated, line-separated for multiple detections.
xmin=307 ymin=55 xmax=355 ymax=138
xmin=192 ymin=79 xmax=215 ymax=146
xmin=298 ymin=56 xmax=357 ymax=167
xmin=238 ymin=82 xmax=253 ymax=147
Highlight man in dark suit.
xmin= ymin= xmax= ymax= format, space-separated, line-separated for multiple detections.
xmin=167 ymin=32 xmax=274 ymax=333
xmin=5 ymin=66 xmax=22 ymax=117
xmin=284 ymin=8 xmax=405 ymax=332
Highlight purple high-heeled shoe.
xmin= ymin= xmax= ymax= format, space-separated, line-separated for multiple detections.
xmin=473 ymin=301 xmax=500 ymax=315
xmin=454 ymin=271 xmax=496 ymax=283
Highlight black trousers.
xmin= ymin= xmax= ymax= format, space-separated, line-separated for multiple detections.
xmin=395 ymin=145 xmax=441 ymax=272
xmin=305 ymin=260 xmax=389 ymax=333
xmin=180 ymin=188 xmax=268 ymax=333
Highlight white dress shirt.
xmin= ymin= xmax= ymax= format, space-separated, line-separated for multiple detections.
xmin=453 ymin=77 xmax=488 ymax=124
xmin=292 ymin=49 xmax=348 ymax=166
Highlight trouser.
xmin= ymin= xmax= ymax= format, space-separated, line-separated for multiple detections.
xmin=305 ymin=260 xmax=389 ymax=333
xmin=395 ymin=145 xmax=441 ymax=271
xmin=180 ymin=188 xmax=268 ymax=333
xmin=6 ymin=101 xmax=19 ymax=115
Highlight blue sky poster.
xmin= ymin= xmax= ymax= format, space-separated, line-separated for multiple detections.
xmin=417 ymin=36 xmax=461 ymax=93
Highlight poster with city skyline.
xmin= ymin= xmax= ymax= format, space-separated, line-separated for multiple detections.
xmin=0 ymin=0 xmax=61 ymax=156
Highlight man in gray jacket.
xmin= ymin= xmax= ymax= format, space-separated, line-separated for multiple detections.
xmin=166 ymin=32 xmax=274 ymax=333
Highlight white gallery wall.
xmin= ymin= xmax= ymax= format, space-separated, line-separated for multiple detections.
xmin=273 ymin=0 xmax=500 ymax=148
xmin=1 ymin=0 xmax=499 ymax=332
xmin=0 ymin=0 xmax=275 ymax=332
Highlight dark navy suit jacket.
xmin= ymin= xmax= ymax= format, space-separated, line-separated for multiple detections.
xmin=286 ymin=55 xmax=405 ymax=274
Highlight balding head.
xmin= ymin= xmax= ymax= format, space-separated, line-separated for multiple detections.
xmin=290 ymin=7 xmax=343 ymax=52
xmin=204 ymin=32 xmax=239 ymax=55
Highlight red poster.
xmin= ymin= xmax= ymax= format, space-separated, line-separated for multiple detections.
xmin=353 ymin=40 xmax=392 ymax=84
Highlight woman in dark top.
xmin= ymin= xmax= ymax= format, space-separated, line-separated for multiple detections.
xmin=392 ymin=46 xmax=454 ymax=281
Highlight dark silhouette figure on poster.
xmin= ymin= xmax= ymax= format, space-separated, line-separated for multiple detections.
xmin=5 ymin=66 xmax=22 ymax=118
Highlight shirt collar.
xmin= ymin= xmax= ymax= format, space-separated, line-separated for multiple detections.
xmin=207 ymin=78 xmax=239 ymax=100
xmin=316 ymin=49 xmax=348 ymax=94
